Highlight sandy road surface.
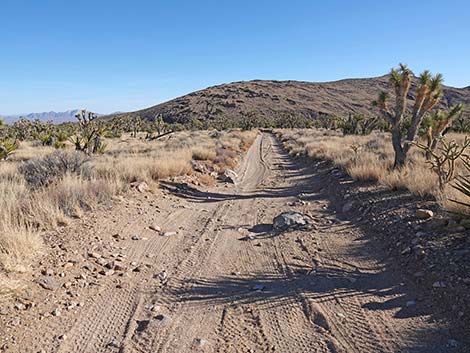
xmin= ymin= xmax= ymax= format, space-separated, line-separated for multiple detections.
xmin=4 ymin=133 xmax=455 ymax=353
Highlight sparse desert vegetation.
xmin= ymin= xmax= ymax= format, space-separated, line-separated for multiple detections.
xmin=278 ymin=128 xmax=470 ymax=214
xmin=0 ymin=128 xmax=257 ymax=275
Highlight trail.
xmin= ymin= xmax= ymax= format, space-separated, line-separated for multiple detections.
xmin=6 ymin=133 xmax=452 ymax=353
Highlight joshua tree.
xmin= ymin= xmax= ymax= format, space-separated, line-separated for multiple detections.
xmin=71 ymin=110 xmax=106 ymax=154
xmin=374 ymin=64 xmax=443 ymax=168
xmin=424 ymin=104 xmax=465 ymax=160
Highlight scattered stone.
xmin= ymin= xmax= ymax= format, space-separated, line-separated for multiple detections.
xmin=107 ymin=339 xmax=121 ymax=348
xmin=52 ymin=308 xmax=61 ymax=317
xmin=88 ymin=252 xmax=102 ymax=259
xmin=114 ymin=263 xmax=127 ymax=272
xmin=251 ymin=284 xmax=265 ymax=291
xmin=220 ymin=169 xmax=238 ymax=184
xmin=156 ymin=270 xmax=168 ymax=284
xmin=36 ymin=276 xmax=60 ymax=291
xmin=241 ymin=234 xmax=255 ymax=241
xmin=193 ymin=338 xmax=208 ymax=348
xmin=99 ymin=269 xmax=115 ymax=276
xmin=83 ymin=264 xmax=95 ymax=271
xmin=136 ymin=181 xmax=149 ymax=193
xmin=448 ymin=339 xmax=459 ymax=348
xmin=63 ymin=262 xmax=74 ymax=270
xmin=273 ymin=211 xmax=308 ymax=230
xmin=432 ymin=281 xmax=446 ymax=288
xmin=96 ymin=258 xmax=108 ymax=267
xmin=342 ymin=201 xmax=355 ymax=213
xmin=41 ymin=268 xmax=54 ymax=276
xmin=416 ymin=209 xmax=433 ymax=219
xmin=149 ymin=225 xmax=161 ymax=233
xmin=63 ymin=282 xmax=73 ymax=289
xmin=154 ymin=314 xmax=172 ymax=327
xmin=14 ymin=303 xmax=26 ymax=311
xmin=401 ymin=247 xmax=411 ymax=255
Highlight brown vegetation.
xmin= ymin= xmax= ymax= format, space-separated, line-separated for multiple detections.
xmin=278 ymin=128 xmax=470 ymax=215
xmin=0 ymin=130 xmax=257 ymax=274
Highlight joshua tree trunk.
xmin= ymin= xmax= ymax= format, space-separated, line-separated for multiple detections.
xmin=391 ymin=127 xmax=406 ymax=168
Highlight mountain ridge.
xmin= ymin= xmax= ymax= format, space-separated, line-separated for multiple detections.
xmin=107 ymin=75 xmax=470 ymax=124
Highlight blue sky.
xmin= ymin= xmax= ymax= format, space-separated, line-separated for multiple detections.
xmin=1 ymin=0 xmax=469 ymax=114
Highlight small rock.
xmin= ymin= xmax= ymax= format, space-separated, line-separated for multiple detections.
xmin=342 ymin=201 xmax=355 ymax=213
xmin=154 ymin=314 xmax=172 ymax=326
xmin=96 ymin=258 xmax=107 ymax=266
xmin=41 ymin=268 xmax=54 ymax=276
xmin=107 ymin=339 xmax=121 ymax=348
xmin=193 ymin=338 xmax=208 ymax=348
xmin=14 ymin=303 xmax=26 ymax=311
xmin=156 ymin=271 xmax=168 ymax=283
xmin=162 ymin=231 xmax=177 ymax=237
xmin=251 ymin=284 xmax=265 ymax=291
xmin=149 ymin=225 xmax=161 ymax=233
xmin=88 ymin=252 xmax=102 ymax=259
xmin=406 ymin=300 xmax=416 ymax=307
xmin=219 ymin=169 xmax=238 ymax=184
xmin=448 ymin=339 xmax=459 ymax=348
xmin=99 ymin=269 xmax=115 ymax=276
xmin=416 ymin=209 xmax=433 ymax=219
xmin=36 ymin=276 xmax=60 ymax=291
xmin=136 ymin=181 xmax=149 ymax=193
xmin=401 ymin=247 xmax=411 ymax=255
xmin=131 ymin=235 xmax=141 ymax=240
xmin=432 ymin=281 xmax=446 ymax=288
xmin=273 ymin=212 xmax=308 ymax=230
xmin=52 ymin=308 xmax=61 ymax=317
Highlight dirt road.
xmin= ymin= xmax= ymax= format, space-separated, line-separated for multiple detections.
xmin=3 ymin=133 xmax=457 ymax=352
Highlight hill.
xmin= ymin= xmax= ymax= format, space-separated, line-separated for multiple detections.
xmin=109 ymin=76 xmax=470 ymax=123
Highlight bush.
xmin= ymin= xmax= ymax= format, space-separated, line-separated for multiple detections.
xmin=18 ymin=150 xmax=90 ymax=188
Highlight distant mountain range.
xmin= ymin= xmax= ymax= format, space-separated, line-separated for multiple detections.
xmin=0 ymin=110 xmax=103 ymax=124
xmin=106 ymin=75 xmax=470 ymax=124
xmin=3 ymin=75 xmax=470 ymax=126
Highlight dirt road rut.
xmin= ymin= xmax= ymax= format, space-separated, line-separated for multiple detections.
xmin=7 ymin=133 xmax=454 ymax=353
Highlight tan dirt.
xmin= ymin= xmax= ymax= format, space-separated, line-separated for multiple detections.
xmin=0 ymin=133 xmax=457 ymax=353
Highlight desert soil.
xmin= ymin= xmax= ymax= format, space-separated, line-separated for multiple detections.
xmin=0 ymin=133 xmax=462 ymax=353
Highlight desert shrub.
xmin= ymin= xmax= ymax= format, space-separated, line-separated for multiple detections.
xmin=0 ymin=227 xmax=43 ymax=272
xmin=18 ymin=150 xmax=90 ymax=187
xmin=192 ymin=146 xmax=217 ymax=161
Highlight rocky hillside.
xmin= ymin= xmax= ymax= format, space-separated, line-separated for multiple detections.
xmin=110 ymin=76 xmax=470 ymax=123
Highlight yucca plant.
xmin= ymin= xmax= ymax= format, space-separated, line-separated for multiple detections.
xmin=423 ymin=104 xmax=465 ymax=160
xmin=0 ymin=139 xmax=19 ymax=160
xmin=450 ymin=155 xmax=470 ymax=208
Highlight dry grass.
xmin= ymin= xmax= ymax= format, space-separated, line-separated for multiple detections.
xmin=0 ymin=129 xmax=258 ymax=275
xmin=278 ymin=128 xmax=469 ymax=215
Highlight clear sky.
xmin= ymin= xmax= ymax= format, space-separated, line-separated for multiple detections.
xmin=1 ymin=0 xmax=469 ymax=115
